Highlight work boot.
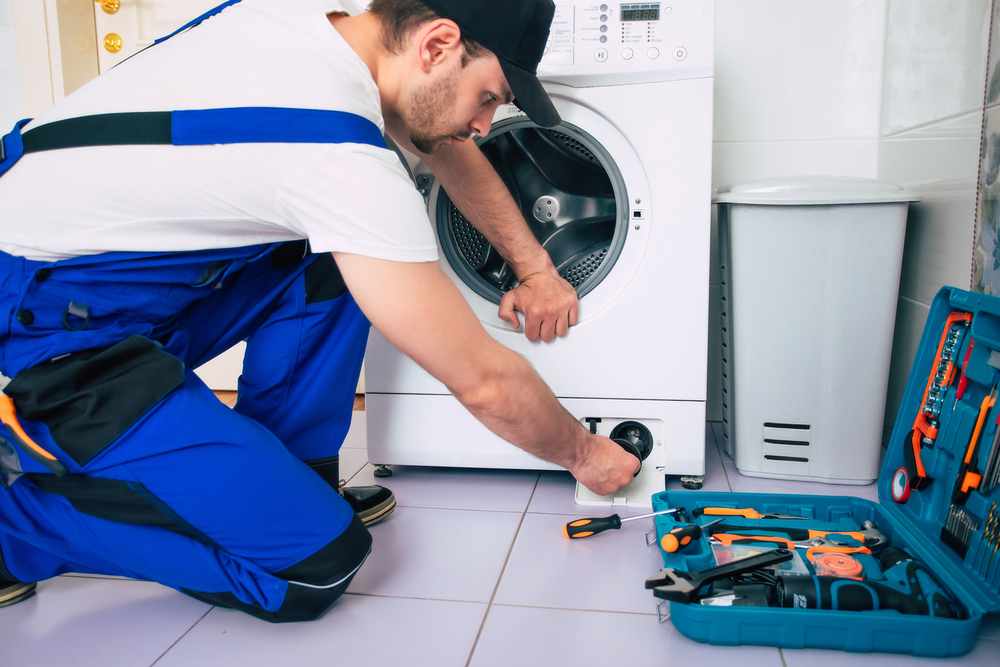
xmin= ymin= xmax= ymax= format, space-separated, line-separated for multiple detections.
xmin=0 ymin=580 xmax=36 ymax=608
xmin=307 ymin=456 xmax=396 ymax=526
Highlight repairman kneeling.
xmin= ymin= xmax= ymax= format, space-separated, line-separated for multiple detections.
xmin=0 ymin=0 xmax=638 ymax=622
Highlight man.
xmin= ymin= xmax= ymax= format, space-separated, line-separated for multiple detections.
xmin=0 ymin=0 xmax=638 ymax=622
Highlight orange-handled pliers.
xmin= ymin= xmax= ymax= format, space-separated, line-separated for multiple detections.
xmin=0 ymin=394 xmax=68 ymax=476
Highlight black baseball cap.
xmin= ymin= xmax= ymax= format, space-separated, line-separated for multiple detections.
xmin=419 ymin=0 xmax=561 ymax=128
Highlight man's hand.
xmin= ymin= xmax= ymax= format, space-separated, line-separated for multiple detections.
xmin=566 ymin=434 xmax=640 ymax=497
xmin=498 ymin=269 xmax=579 ymax=342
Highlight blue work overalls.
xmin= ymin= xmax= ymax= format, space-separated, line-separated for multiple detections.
xmin=0 ymin=0 xmax=383 ymax=622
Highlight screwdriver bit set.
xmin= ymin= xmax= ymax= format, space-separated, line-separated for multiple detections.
xmin=640 ymin=287 xmax=1000 ymax=657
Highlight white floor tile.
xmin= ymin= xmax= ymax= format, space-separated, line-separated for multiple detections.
xmin=156 ymin=595 xmax=487 ymax=667
xmin=0 ymin=576 xmax=209 ymax=667
xmin=494 ymin=512 xmax=664 ymax=614
xmin=347 ymin=506 xmax=521 ymax=603
xmin=349 ymin=463 xmax=539 ymax=512
xmin=469 ymin=605 xmax=785 ymax=667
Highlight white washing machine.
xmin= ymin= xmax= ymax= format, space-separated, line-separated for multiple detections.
xmin=366 ymin=0 xmax=715 ymax=507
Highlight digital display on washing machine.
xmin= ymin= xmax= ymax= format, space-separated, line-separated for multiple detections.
xmin=620 ymin=4 xmax=659 ymax=21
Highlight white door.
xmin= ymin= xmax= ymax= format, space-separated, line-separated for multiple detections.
xmin=93 ymin=0 xmax=219 ymax=73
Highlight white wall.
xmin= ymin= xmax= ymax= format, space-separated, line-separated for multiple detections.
xmin=877 ymin=0 xmax=991 ymax=440
xmin=0 ymin=0 xmax=22 ymax=131
xmin=706 ymin=0 xmax=889 ymax=420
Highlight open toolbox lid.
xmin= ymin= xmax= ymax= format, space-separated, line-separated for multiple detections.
xmin=878 ymin=286 xmax=1000 ymax=618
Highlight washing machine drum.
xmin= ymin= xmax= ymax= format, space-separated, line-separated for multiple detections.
xmin=436 ymin=120 xmax=628 ymax=304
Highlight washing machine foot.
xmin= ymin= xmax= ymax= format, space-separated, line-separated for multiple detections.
xmin=373 ymin=464 xmax=393 ymax=478
xmin=680 ymin=475 xmax=703 ymax=490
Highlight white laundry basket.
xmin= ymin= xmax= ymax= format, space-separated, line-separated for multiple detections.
xmin=714 ymin=176 xmax=920 ymax=484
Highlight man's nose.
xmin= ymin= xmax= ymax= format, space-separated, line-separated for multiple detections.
xmin=469 ymin=106 xmax=496 ymax=139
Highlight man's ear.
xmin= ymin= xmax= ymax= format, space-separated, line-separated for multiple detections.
xmin=415 ymin=19 xmax=463 ymax=73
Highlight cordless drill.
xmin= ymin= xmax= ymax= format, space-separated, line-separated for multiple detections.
xmin=776 ymin=547 xmax=958 ymax=618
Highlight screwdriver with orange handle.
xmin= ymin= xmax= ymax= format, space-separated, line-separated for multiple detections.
xmin=659 ymin=518 xmax=724 ymax=553
xmin=709 ymin=532 xmax=873 ymax=561
xmin=563 ymin=508 xmax=682 ymax=539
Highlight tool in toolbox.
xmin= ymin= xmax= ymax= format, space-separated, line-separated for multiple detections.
xmin=977 ymin=504 xmax=997 ymax=580
xmin=811 ymin=552 xmax=865 ymax=579
xmin=691 ymin=507 xmax=808 ymax=520
xmin=706 ymin=520 xmax=887 ymax=550
xmin=659 ymin=518 xmax=724 ymax=553
xmin=982 ymin=399 xmax=1000 ymax=495
xmin=562 ymin=507 xmax=682 ymax=539
xmin=940 ymin=386 xmax=997 ymax=556
xmin=644 ymin=549 xmax=794 ymax=604
xmin=893 ymin=311 xmax=972 ymax=504
xmin=776 ymin=547 xmax=958 ymax=618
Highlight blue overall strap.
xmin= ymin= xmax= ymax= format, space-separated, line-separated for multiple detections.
xmin=15 ymin=108 xmax=386 ymax=154
xmin=0 ymin=119 xmax=31 ymax=179
xmin=153 ymin=0 xmax=244 ymax=45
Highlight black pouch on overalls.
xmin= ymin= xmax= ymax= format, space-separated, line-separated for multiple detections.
xmin=4 ymin=335 xmax=185 ymax=466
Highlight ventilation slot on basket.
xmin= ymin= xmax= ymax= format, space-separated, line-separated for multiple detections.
xmin=764 ymin=455 xmax=809 ymax=463
xmin=761 ymin=422 xmax=811 ymax=474
xmin=549 ymin=131 xmax=598 ymax=162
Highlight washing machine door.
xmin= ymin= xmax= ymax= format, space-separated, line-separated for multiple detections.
xmin=436 ymin=118 xmax=629 ymax=304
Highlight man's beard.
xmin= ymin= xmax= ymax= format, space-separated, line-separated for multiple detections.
xmin=406 ymin=66 xmax=470 ymax=154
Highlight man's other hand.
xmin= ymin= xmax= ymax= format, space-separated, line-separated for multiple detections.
xmin=497 ymin=269 xmax=579 ymax=342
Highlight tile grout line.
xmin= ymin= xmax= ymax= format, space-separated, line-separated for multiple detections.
xmin=464 ymin=472 xmax=541 ymax=667
xmin=147 ymin=607 xmax=214 ymax=667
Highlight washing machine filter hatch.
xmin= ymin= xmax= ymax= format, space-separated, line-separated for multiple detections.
xmin=437 ymin=119 xmax=629 ymax=303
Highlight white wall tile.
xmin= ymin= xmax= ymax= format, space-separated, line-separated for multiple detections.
xmin=881 ymin=0 xmax=991 ymax=135
xmin=0 ymin=0 xmax=13 ymax=25
xmin=879 ymin=115 xmax=980 ymax=304
xmin=713 ymin=0 xmax=886 ymax=143
xmin=712 ymin=138 xmax=880 ymax=193
xmin=0 ymin=23 xmax=22 ymax=130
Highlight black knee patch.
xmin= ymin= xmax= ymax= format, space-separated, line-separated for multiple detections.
xmin=181 ymin=513 xmax=372 ymax=623
xmin=304 ymin=253 xmax=348 ymax=304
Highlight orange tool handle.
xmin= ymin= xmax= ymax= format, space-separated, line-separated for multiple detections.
xmin=563 ymin=515 xmax=622 ymax=539
xmin=955 ymin=340 xmax=975 ymax=401
xmin=0 ymin=394 xmax=68 ymax=476
xmin=692 ymin=507 xmax=762 ymax=519
xmin=709 ymin=534 xmax=795 ymax=549
xmin=659 ymin=518 xmax=724 ymax=553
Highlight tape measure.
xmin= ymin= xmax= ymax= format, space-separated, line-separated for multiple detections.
xmin=812 ymin=552 xmax=864 ymax=580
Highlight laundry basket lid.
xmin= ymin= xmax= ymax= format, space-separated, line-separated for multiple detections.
xmin=713 ymin=176 xmax=921 ymax=205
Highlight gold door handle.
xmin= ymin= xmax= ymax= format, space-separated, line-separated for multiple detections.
xmin=96 ymin=0 xmax=121 ymax=14
xmin=103 ymin=33 xmax=123 ymax=53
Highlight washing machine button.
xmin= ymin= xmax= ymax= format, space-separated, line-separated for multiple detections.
xmin=673 ymin=46 xmax=687 ymax=61
xmin=622 ymin=48 xmax=634 ymax=60
xmin=595 ymin=48 xmax=609 ymax=62
xmin=647 ymin=47 xmax=660 ymax=60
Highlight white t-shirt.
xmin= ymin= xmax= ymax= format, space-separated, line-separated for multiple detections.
xmin=0 ymin=0 xmax=437 ymax=263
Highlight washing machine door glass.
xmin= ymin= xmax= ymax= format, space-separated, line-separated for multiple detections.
xmin=436 ymin=119 xmax=628 ymax=304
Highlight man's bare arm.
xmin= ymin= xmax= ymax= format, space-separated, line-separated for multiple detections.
xmin=334 ymin=252 xmax=636 ymax=494
xmin=390 ymin=131 xmax=579 ymax=343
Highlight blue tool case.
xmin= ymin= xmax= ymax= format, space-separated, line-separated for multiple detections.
xmin=649 ymin=286 xmax=1000 ymax=656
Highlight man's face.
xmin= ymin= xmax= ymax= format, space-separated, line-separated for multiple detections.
xmin=402 ymin=51 xmax=513 ymax=154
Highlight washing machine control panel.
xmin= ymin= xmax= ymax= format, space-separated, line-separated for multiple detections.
xmin=538 ymin=1 xmax=713 ymax=87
